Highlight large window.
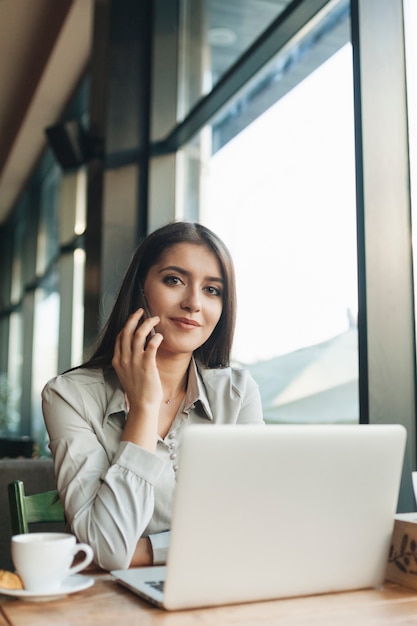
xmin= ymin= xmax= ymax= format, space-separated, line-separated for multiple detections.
xmin=178 ymin=0 xmax=357 ymax=423
xmin=179 ymin=0 xmax=294 ymax=117
xmin=0 ymin=156 xmax=86 ymax=450
xmin=30 ymin=168 xmax=87 ymax=453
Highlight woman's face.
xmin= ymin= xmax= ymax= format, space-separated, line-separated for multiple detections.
xmin=142 ymin=242 xmax=224 ymax=357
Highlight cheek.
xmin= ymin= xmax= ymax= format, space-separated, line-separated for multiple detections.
xmin=148 ymin=287 xmax=174 ymax=314
xmin=208 ymin=301 xmax=223 ymax=327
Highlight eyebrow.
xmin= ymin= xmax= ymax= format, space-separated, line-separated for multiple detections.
xmin=158 ymin=265 xmax=224 ymax=283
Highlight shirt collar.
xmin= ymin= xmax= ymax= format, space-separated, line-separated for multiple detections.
xmin=184 ymin=357 xmax=213 ymax=421
xmin=103 ymin=356 xmax=214 ymax=424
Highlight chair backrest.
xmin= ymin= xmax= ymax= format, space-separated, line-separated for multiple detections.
xmin=8 ymin=480 xmax=65 ymax=535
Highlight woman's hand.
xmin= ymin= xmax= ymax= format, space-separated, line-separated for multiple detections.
xmin=112 ymin=308 xmax=164 ymax=450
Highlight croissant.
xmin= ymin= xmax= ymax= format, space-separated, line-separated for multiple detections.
xmin=0 ymin=569 xmax=23 ymax=590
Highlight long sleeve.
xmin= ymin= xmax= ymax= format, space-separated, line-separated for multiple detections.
xmin=42 ymin=370 xmax=173 ymax=571
xmin=149 ymin=530 xmax=171 ymax=565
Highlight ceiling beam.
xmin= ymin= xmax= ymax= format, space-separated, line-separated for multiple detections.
xmin=0 ymin=0 xmax=93 ymax=224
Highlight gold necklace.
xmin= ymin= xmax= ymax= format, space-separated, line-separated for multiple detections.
xmin=164 ymin=388 xmax=185 ymax=405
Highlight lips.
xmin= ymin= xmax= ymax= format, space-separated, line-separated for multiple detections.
xmin=171 ymin=317 xmax=201 ymax=329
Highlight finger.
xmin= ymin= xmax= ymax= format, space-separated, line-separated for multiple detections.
xmin=143 ymin=331 xmax=164 ymax=352
xmin=133 ymin=316 xmax=160 ymax=345
xmin=112 ymin=314 xmax=142 ymax=374
xmin=116 ymin=309 xmax=145 ymax=343
xmin=128 ymin=308 xmax=147 ymax=332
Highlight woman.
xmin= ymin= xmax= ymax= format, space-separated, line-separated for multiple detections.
xmin=42 ymin=221 xmax=264 ymax=571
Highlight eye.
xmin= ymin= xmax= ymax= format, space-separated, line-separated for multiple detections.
xmin=205 ymin=285 xmax=223 ymax=297
xmin=163 ymin=275 xmax=183 ymax=286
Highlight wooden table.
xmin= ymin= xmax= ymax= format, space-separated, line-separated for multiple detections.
xmin=1 ymin=571 xmax=417 ymax=626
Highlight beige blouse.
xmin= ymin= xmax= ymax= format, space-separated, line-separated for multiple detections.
xmin=41 ymin=358 xmax=264 ymax=570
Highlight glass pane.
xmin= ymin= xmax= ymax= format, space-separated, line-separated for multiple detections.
xmin=179 ymin=0 xmax=294 ymax=117
xmin=32 ymin=271 xmax=60 ymax=454
xmin=37 ymin=165 xmax=60 ymax=275
xmin=179 ymin=1 xmax=358 ymax=424
xmin=11 ymin=221 xmax=24 ymax=304
xmin=72 ymin=248 xmax=86 ymax=367
xmin=4 ymin=311 xmax=23 ymax=435
xmin=58 ymin=169 xmax=87 ymax=244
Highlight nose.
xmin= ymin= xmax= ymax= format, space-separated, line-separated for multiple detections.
xmin=181 ymin=286 xmax=201 ymax=312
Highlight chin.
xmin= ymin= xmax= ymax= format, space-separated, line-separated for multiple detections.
xmin=162 ymin=338 xmax=202 ymax=356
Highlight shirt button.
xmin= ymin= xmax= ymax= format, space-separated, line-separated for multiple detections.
xmin=170 ymin=452 xmax=177 ymax=460
xmin=173 ymin=464 xmax=179 ymax=472
xmin=168 ymin=431 xmax=175 ymax=439
xmin=168 ymin=441 xmax=176 ymax=450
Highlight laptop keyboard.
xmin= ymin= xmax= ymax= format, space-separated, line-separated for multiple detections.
xmin=146 ymin=580 xmax=165 ymax=593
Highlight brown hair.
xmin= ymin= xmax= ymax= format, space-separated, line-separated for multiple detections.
xmin=82 ymin=221 xmax=236 ymax=369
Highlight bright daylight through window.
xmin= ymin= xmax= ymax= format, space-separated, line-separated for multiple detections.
xmin=184 ymin=4 xmax=358 ymax=425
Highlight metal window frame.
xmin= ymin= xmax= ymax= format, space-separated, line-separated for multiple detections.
xmin=352 ymin=0 xmax=416 ymax=510
xmin=151 ymin=0 xmax=341 ymax=155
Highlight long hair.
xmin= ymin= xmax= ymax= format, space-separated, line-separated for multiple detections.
xmin=82 ymin=221 xmax=236 ymax=369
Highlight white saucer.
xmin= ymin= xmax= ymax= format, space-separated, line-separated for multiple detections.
xmin=0 ymin=574 xmax=94 ymax=601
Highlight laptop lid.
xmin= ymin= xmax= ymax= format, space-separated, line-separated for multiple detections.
xmin=113 ymin=423 xmax=406 ymax=610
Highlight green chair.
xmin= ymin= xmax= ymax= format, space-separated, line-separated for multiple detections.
xmin=8 ymin=480 xmax=65 ymax=535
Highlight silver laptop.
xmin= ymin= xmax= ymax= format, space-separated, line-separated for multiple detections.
xmin=111 ymin=423 xmax=406 ymax=610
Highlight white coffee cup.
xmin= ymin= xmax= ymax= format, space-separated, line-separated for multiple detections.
xmin=11 ymin=532 xmax=94 ymax=592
